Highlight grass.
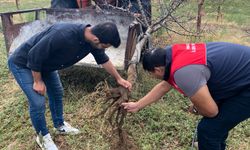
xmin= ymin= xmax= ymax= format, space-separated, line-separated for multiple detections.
xmin=1 ymin=0 xmax=250 ymax=150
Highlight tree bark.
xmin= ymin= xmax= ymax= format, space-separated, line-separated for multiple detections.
xmin=216 ymin=0 xmax=225 ymax=22
xmin=197 ymin=0 xmax=205 ymax=33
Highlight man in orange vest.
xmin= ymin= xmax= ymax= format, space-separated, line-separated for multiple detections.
xmin=122 ymin=42 xmax=250 ymax=150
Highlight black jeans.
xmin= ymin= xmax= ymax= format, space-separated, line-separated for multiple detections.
xmin=197 ymin=89 xmax=250 ymax=150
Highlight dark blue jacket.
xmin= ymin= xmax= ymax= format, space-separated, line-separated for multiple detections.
xmin=206 ymin=42 xmax=250 ymax=101
xmin=11 ymin=23 xmax=109 ymax=72
xmin=51 ymin=0 xmax=78 ymax=8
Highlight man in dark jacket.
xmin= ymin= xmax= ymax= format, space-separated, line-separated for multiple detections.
xmin=51 ymin=0 xmax=79 ymax=8
xmin=122 ymin=42 xmax=250 ymax=150
xmin=51 ymin=0 xmax=92 ymax=8
xmin=8 ymin=22 xmax=132 ymax=150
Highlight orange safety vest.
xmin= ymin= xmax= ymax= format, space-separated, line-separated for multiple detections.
xmin=167 ymin=43 xmax=207 ymax=94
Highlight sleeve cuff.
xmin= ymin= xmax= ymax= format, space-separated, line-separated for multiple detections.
xmin=27 ymin=63 xmax=41 ymax=72
xmin=97 ymin=57 xmax=109 ymax=65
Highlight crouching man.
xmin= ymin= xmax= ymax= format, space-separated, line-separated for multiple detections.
xmin=122 ymin=42 xmax=250 ymax=150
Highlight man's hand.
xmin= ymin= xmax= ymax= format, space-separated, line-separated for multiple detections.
xmin=190 ymin=85 xmax=218 ymax=117
xmin=122 ymin=81 xmax=171 ymax=113
xmin=121 ymin=102 xmax=140 ymax=112
xmin=102 ymin=60 xmax=132 ymax=91
xmin=32 ymin=71 xmax=46 ymax=95
xmin=188 ymin=104 xmax=199 ymax=115
xmin=33 ymin=81 xmax=46 ymax=95
xmin=117 ymin=78 xmax=132 ymax=91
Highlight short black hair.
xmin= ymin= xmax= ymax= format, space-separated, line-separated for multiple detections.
xmin=142 ymin=48 xmax=166 ymax=72
xmin=92 ymin=22 xmax=121 ymax=48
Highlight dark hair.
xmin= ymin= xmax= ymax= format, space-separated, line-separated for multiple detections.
xmin=142 ymin=48 xmax=166 ymax=72
xmin=92 ymin=22 xmax=121 ymax=48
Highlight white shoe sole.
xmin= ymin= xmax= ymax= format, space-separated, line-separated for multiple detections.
xmin=36 ymin=136 xmax=45 ymax=150
xmin=55 ymin=129 xmax=80 ymax=135
xmin=53 ymin=127 xmax=80 ymax=135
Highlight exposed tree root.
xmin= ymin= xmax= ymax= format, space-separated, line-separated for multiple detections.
xmin=85 ymin=81 xmax=138 ymax=150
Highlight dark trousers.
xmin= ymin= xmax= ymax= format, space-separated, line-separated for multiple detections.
xmin=197 ymin=89 xmax=250 ymax=150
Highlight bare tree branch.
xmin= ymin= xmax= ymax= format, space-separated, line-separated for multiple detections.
xmin=151 ymin=0 xmax=185 ymax=33
xmin=162 ymin=25 xmax=202 ymax=37
xmin=136 ymin=0 xmax=150 ymax=27
xmin=168 ymin=14 xmax=197 ymax=34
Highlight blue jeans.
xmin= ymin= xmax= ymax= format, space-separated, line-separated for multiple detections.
xmin=8 ymin=56 xmax=64 ymax=136
xmin=197 ymin=88 xmax=250 ymax=150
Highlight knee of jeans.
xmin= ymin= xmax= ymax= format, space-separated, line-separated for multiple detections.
xmin=56 ymin=88 xmax=64 ymax=97
xmin=47 ymin=88 xmax=63 ymax=100
xmin=29 ymin=100 xmax=46 ymax=113
xmin=7 ymin=57 xmax=13 ymax=68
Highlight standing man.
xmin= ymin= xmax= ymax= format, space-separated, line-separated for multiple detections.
xmin=50 ymin=0 xmax=151 ymax=22
xmin=8 ymin=22 xmax=132 ymax=150
xmin=51 ymin=0 xmax=92 ymax=9
xmin=51 ymin=0 xmax=79 ymax=8
xmin=122 ymin=42 xmax=250 ymax=150
xmin=94 ymin=0 xmax=151 ymax=21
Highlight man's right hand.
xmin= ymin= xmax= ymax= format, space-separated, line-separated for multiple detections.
xmin=33 ymin=81 xmax=46 ymax=95
xmin=188 ymin=104 xmax=199 ymax=115
xmin=31 ymin=71 xmax=46 ymax=95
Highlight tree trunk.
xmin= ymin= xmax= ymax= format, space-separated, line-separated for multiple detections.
xmin=197 ymin=0 xmax=205 ymax=33
xmin=216 ymin=0 xmax=225 ymax=22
